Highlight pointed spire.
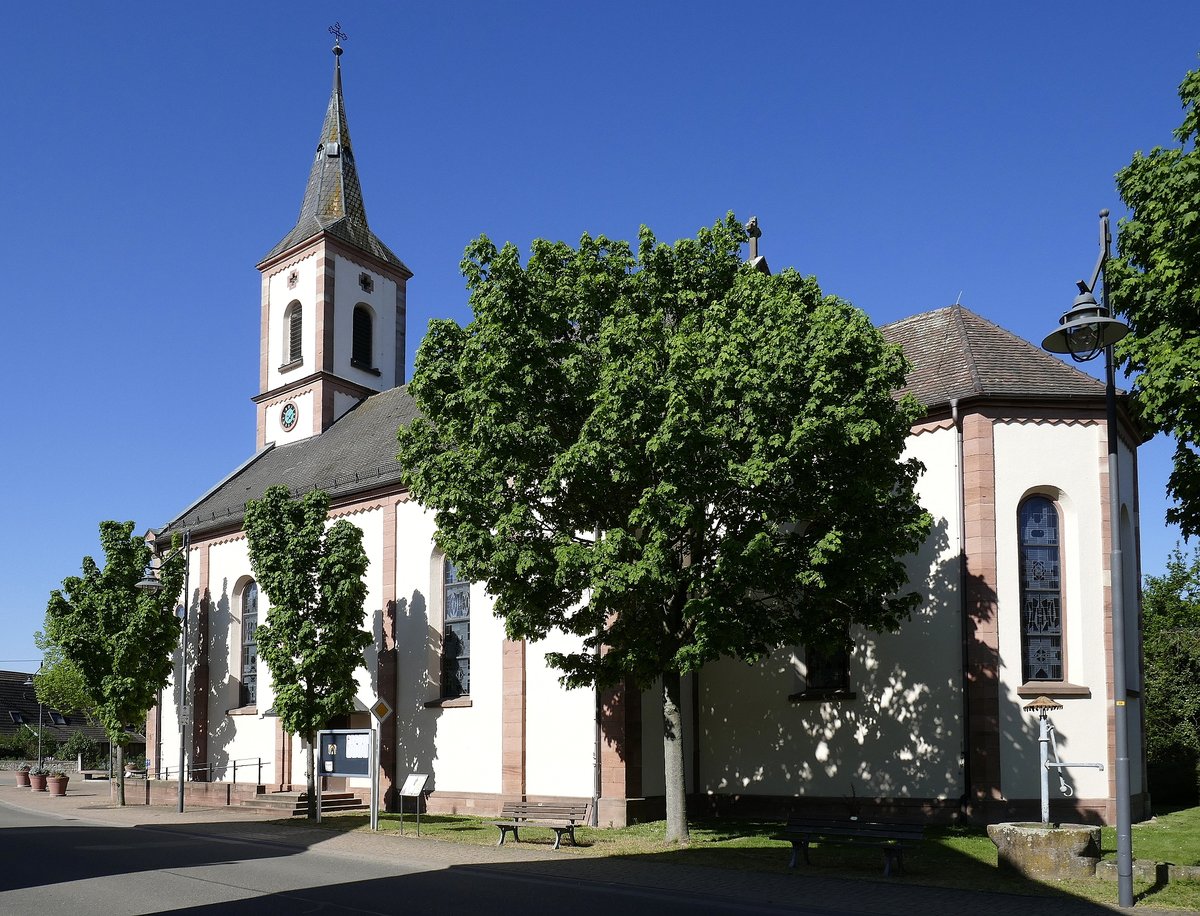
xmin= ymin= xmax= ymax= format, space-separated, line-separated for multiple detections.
xmin=261 ymin=37 xmax=407 ymax=271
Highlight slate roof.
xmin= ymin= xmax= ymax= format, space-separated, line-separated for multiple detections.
xmin=880 ymin=304 xmax=1108 ymax=410
xmin=164 ymin=304 xmax=1114 ymax=540
xmin=259 ymin=50 xmax=408 ymax=273
xmin=163 ymin=384 xmax=419 ymax=538
xmin=0 ymin=670 xmax=122 ymax=746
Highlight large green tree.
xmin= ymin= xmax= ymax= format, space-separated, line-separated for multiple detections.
xmin=1143 ymin=545 xmax=1200 ymax=796
xmin=397 ymin=215 xmax=932 ymax=841
xmin=45 ymin=521 xmax=185 ymax=805
xmin=244 ymin=485 xmax=372 ymax=819
xmin=1108 ymin=63 xmax=1200 ymax=537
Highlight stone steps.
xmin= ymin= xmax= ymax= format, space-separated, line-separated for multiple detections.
xmin=238 ymin=791 xmax=367 ymax=816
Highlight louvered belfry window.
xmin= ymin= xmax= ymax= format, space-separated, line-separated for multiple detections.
xmin=352 ymin=305 xmax=373 ymax=368
xmin=288 ymin=305 xmax=302 ymax=363
xmin=441 ymin=559 xmax=470 ymax=697
xmin=1019 ymin=497 xmax=1063 ymax=681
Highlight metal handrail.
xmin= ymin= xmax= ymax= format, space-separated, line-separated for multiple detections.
xmin=156 ymin=757 xmax=272 ymax=784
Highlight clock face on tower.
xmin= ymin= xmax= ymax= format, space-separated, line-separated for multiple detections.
xmin=280 ymin=402 xmax=298 ymax=431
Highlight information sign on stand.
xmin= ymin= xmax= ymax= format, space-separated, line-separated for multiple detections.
xmin=317 ymin=728 xmax=374 ymax=826
xmin=399 ymin=773 xmax=429 ymax=836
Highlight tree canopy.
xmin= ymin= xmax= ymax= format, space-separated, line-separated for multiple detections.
xmin=244 ymin=485 xmax=372 ymax=818
xmin=1108 ymin=63 xmax=1200 ymax=537
xmin=44 ymin=520 xmax=185 ymax=804
xmin=32 ymin=630 xmax=96 ymax=721
xmin=1142 ymin=545 xmax=1200 ymax=795
xmin=397 ymin=215 xmax=932 ymax=840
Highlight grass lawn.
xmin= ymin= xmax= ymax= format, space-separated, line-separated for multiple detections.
xmin=289 ymin=807 xmax=1200 ymax=911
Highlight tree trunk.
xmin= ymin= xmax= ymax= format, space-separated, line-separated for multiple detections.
xmin=115 ymin=743 xmax=125 ymax=806
xmin=662 ymin=669 xmax=689 ymax=843
xmin=305 ymin=733 xmax=317 ymax=820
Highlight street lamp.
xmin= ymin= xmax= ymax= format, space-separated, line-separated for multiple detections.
xmin=22 ymin=665 xmax=44 ymax=770
xmin=1041 ymin=208 xmax=1134 ymax=908
xmin=136 ymin=529 xmax=190 ymax=813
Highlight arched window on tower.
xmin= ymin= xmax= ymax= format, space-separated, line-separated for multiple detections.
xmin=352 ymin=304 xmax=373 ymax=370
xmin=283 ymin=301 xmax=302 ymax=367
xmin=1019 ymin=496 xmax=1064 ymax=682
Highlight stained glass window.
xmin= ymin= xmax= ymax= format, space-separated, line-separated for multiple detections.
xmin=241 ymin=582 xmax=258 ymax=706
xmin=1019 ymin=497 xmax=1062 ymax=681
xmin=442 ymin=559 xmax=470 ymax=697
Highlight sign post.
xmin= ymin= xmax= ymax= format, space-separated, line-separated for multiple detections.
xmin=370 ymin=696 xmax=393 ymax=832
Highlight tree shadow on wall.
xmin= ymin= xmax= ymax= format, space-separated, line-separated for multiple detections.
xmin=392 ymin=589 xmax=439 ymax=808
xmin=689 ymin=517 xmax=1043 ymax=821
xmin=201 ymin=579 xmax=234 ymax=782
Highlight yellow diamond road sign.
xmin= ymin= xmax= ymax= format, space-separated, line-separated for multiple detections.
xmin=371 ymin=697 xmax=393 ymax=721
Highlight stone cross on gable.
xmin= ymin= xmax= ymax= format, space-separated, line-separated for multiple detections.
xmin=746 ymin=216 xmax=762 ymax=261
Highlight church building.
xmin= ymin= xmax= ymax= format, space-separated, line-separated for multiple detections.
xmin=146 ymin=44 xmax=1147 ymax=826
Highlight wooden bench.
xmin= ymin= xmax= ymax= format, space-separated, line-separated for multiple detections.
xmin=494 ymin=802 xmax=590 ymax=850
xmin=775 ymin=816 xmax=924 ymax=877
xmin=80 ymin=770 xmax=109 ymax=780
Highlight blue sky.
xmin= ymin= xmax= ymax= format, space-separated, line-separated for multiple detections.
xmin=2 ymin=2 xmax=1196 ymax=669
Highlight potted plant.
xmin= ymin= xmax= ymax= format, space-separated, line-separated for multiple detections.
xmin=28 ymin=765 xmax=49 ymax=792
xmin=47 ymin=769 xmax=69 ymax=797
xmin=15 ymin=764 xmax=31 ymax=788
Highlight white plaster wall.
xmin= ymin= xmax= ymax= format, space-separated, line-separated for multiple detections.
xmin=264 ymin=389 xmax=317 ymax=447
xmin=525 ymin=629 xmax=596 ymax=798
xmin=392 ymin=500 xmax=503 ymax=795
xmin=693 ymin=425 xmax=964 ymax=801
xmin=332 ymin=254 xmax=397 ymax=391
xmin=265 ymin=252 xmax=317 ymax=391
xmin=333 ymin=390 xmax=360 ymax=424
xmin=993 ymin=420 xmax=1110 ymax=801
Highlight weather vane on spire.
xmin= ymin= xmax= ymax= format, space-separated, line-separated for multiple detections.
xmin=329 ymin=21 xmax=348 ymax=52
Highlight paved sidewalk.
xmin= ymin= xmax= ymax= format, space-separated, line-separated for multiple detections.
xmin=0 ymin=775 xmax=1187 ymax=915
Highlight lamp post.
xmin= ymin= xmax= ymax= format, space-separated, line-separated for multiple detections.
xmin=136 ymin=529 xmax=190 ymax=813
xmin=1041 ymin=208 xmax=1133 ymax=907
xmin=22 ymin=665 xmax=44 ymax=770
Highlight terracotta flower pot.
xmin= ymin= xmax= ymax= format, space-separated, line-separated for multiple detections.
xmin=15 ymin=769 xmax=30 ymax=788
xmin=47 ymin=775 xmax=68 ymax=797
xmin=29 ymin=773 xmax=47 ymax=792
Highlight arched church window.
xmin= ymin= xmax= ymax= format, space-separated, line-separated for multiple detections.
xmin=240 ymin=581 xmax=259 ymax=706
xmin=1019 ymin=496 xmax=1064 ymax=682
xmin=352 ymin=304 xmax=373 ymax=369
xmin=284 ymin=301 xmax=302 ymax=366
xmin=441 ymin=559 xmax=470 ymax=698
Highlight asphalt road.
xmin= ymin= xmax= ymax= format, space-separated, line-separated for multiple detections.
xmin=0 ymin=801 xmax=820 ymax=915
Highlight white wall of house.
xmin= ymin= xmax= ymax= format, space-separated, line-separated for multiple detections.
xmin=994 ymin=419 xmax=1112 ymax=801
xmin=693 ymin=424 xmax=964 ymax=801
xmin=265 ymin=251 xmax=317 ymax=391
xmin=392 ymin=499 xmax=502 ymax=795
xmin=331 ymin=252 xmax=398 ymax=391
xmin=525 ymin=629 xmax=599 ymax=798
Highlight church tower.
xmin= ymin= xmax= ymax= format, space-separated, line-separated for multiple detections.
xmin=253 ymin=40 xmax=410 ymax=449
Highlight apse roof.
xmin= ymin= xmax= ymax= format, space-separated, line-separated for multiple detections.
xmin=880 ymin=304 xmax=1108 ymax=410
